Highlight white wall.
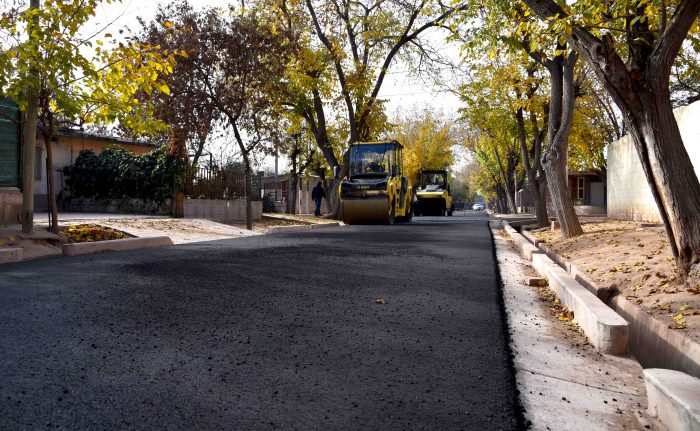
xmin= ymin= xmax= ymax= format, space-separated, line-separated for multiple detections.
xmin=34 ymin=139 xmax=73 ymax=197
xmin=183 ymin=199 xmax=262 ymax=223
xmin=607 ymin=101 xmax=700 ymax=222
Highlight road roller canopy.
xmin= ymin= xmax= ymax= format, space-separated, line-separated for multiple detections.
xmin=420 ymin=170 xmax=447 ymax=189
xmin=349 ymin=141 xmax=402 ymax=178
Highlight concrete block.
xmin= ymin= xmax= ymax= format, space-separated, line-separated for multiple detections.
xmin=504 ymin=224 xmax=518 ymax=236
xmin=62 ymin=236 xmax=173 ymax=257
xmin=309 ymin=222 xmax=341 ymax=230
xmin=644 ymin=368 xmax=700 ymax=431
xmin=0 ymin=247 xmax=22 ymax=263
xmin=521 ymin=229 xmax=541 ymax=247
xmin=526 ymin=277 xmax=548 ymax=287
xmin=266 ymin=225 xmax=309 ymax=234
xmin=539 ymin=243 xmax=571 ymax=272
xmin=519 ymin=241 xmax=542 ymax=260
xmin=611 ymin=296 xmax=700 ymax=379
xmin=505 ymin=228 xmax=543 ymax=261
xmin=531 ymin=253 xmax=629 ymax=355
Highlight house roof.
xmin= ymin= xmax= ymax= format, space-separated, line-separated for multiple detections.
xmin=55 ymin=128 xmax=158 ymax=148
xmin=568 ymin=171 xmax=601 ymax=177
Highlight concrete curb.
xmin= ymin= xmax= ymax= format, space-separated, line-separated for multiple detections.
xmin=62 ymin=236 xmax=173 ymax=257
xmin=267 ymin=222 xmax=342 ymax=234
xmin=520 ymin=230 xmax=541 ymax=247
xmin=500 ymin=221 xmax=629 ymax=355
xmin=531 ymin=253 xmax=629 ymax=354
xmin=0 ymin=247 xmax=22 ymax=263
xmin=612 ymin=295 xmax=700 ymax=378
xmin=518 ymin=225 xmax=700 ymax=380
xmin=266 ymin=225 xmax=310 ymax=234
xmin=309 ymin=222 xmax=341 ymax=230
xmin=644 ymin=368 xmax=700 ymax=431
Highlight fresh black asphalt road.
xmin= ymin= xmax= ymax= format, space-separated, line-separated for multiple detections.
xmin=0 ymin=213 xmax=522 ymax=430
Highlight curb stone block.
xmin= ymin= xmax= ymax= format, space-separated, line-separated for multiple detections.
xmin=508 ymin=231 xmax=543 ymax=260
xmin=62 ymin=236 xmax=173 ymax=257
xmin=266 ymin=225 xmax=309 ymax=234
xmin=531 ymin=253 xmax=629 ymax=355
xmin=644 ymin=368 xmax=700 ymax=431
xmin=309 ymin=222 xmax=341 ymax=230
xmin=612 ymin=296 xmax=700 ymax=379
xmin=521 ymin=230 xmax=541 ymax=247
xmin=570 ymin=263 xmax=618 ymax=302
xmin=0 ymin=247 xmax=22 ymax=263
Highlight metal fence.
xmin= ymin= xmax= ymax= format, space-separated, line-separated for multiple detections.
xmin=182 ymin=166 xmax=263 ymax=200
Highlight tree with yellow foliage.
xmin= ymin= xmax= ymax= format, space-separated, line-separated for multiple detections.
xmin=392 ymin=110 xmax=456 ymax=187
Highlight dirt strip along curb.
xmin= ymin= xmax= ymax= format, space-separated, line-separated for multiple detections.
xmin=501 ymin=222 xmax=629 ymax=355
xmin=62 ymin=236 xmax=173 ymax=257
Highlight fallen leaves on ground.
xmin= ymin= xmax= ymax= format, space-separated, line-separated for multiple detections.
xmin=61 ymin=224 xmax=131 ymax=243
xmin=375 ymin=298 xmax=385 ymax=305
xmin=531 ymin=220 xmax=700 ymax=342
xmin=538 ymin=287 xmax=577 ymax=324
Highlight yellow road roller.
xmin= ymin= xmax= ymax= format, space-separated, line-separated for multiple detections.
xmin=339 ymin=140 xmax=413 ymax=225
xmin=414 ymin=169 xmax=453 ymax=216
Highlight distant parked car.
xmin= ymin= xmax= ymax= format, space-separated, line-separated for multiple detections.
xmin=472 ymin=203 xmax=484 ymax=211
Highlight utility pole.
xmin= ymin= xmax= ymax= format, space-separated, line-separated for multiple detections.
xmin=21 ymin=0 xmax=40 ymax=234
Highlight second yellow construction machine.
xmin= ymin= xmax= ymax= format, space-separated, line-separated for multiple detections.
xmin=338 ymin=140 xmax=413 ymax=225
xmin=414 ymin=169 xmax=453 ymax=216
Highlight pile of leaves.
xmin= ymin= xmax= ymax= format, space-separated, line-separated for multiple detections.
xmin=61 ymin=224 xmax=132 ymax=243
xmin=538 ymin=287 xmax=577 ymax=325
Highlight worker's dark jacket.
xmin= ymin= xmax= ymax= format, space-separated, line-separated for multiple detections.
xmin=312 ymin=185 xmax=325 ymax=200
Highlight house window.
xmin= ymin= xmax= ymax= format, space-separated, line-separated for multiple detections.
xmin=34 ymin=147 xmax=42 ymax=181
xmin=577 ymin=177 xmax=585 ymax=200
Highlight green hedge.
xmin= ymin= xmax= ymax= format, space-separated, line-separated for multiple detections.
xmin=64 ymin=145 xmax=184 ymax=202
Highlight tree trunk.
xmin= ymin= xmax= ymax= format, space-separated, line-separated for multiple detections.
xmin=289 ymin=176 xmax=299 ymax=215
xmin=529 ymin=179 xmax=548 ymax=227
xmin=331 ymin=149 xmax=350 ymax=220
xmin=543 ymin=52 xmax=583 ymax=238
xmin=20 ymin=0 xmax=40 ymax=235
xmin=631 ymin=87 xmax=700 ymax=276
xmin=324 ymin=179 xmax=338 ymax=214
xmin=494 ymin=180 xmax=505 ymax=214
xmin=516 ymin=108 xmax=549 ymax=228
xmin=495 ymin=149 xmax=516 ymax=214
xmin=242 ymin=151 xmax=253 ymax=230
xmin=43 ymin=133 xmax=59 ymax=233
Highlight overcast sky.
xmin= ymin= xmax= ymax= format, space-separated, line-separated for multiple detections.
xmin=87 ymin=0 xmax=466 ymax=172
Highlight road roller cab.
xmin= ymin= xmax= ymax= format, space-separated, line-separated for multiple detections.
xmin=414 ymin=169 xmax=454 ymax=216
xmin=340 ymin=140 xmax=413 ymax=225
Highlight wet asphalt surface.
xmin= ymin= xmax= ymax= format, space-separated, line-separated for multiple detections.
xmin=0 ymin=213 xmax=522 ymax=430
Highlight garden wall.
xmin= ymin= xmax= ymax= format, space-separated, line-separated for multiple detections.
xmin=0 ymin=188 xmax=21 ymax=225
xmin=183 ymin=199 xmax=262 ymax=223
xmin=607 ymin=100 xmax=700 ymax=222
xmin=64 ymin=197 xmax=172 ymax=215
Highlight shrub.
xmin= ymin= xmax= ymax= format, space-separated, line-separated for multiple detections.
xmin=262 ymin=192 xmax=276 ymax=213
xmin=65 ymin=145 xmax=184 ymax=202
